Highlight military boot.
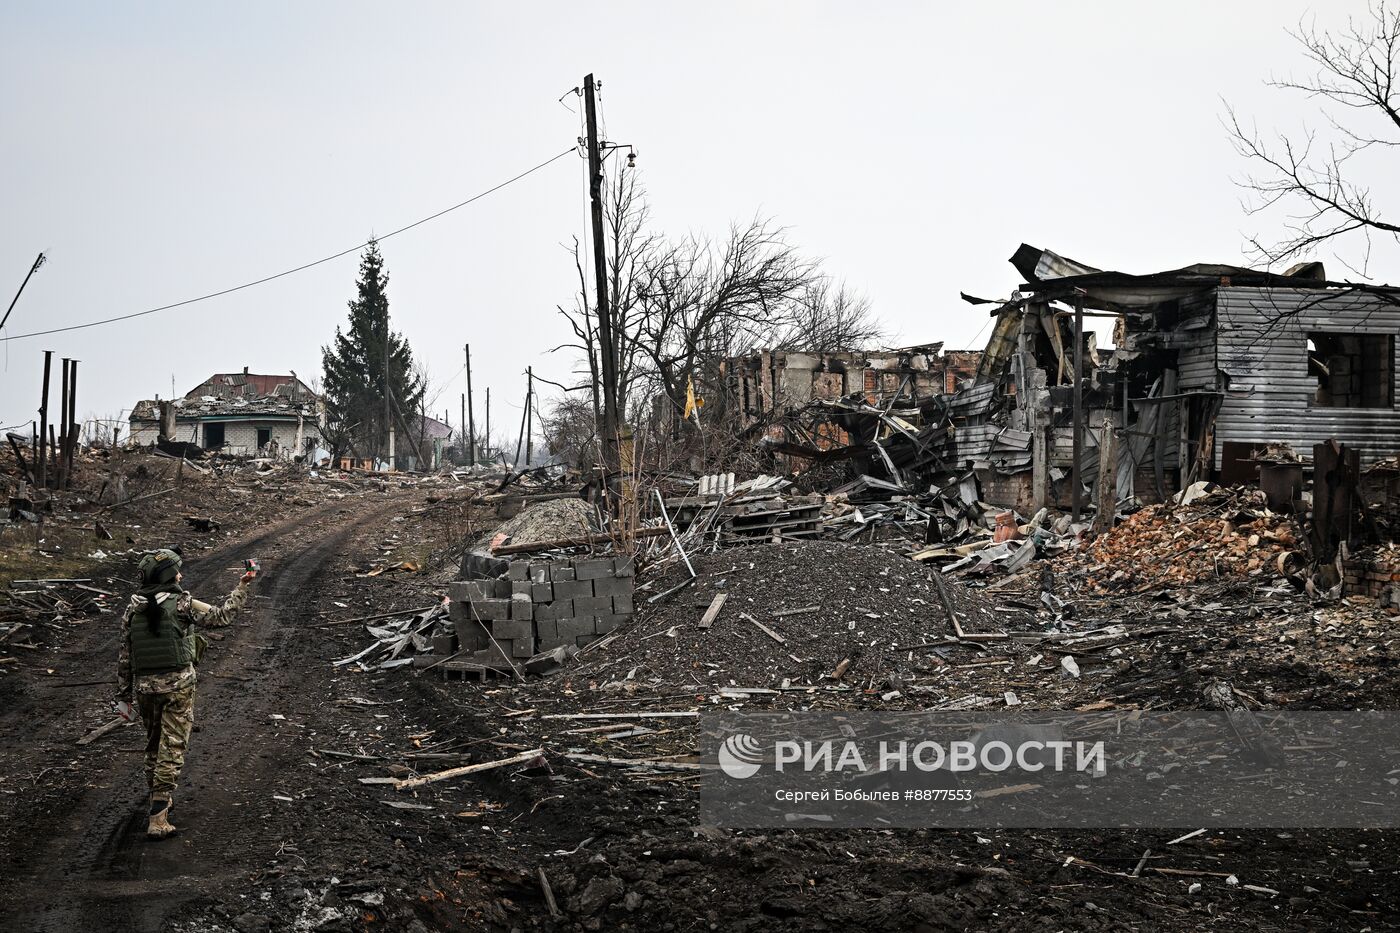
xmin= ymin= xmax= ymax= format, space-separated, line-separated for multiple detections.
xmin=147 ymin=793 xmax=177 ymax=839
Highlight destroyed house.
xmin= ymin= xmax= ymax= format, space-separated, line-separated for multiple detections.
xmin=938 ymin=246 xmax=1400 ymax=511
xmin=725 ymin=344 xmax=982 ymax=431
xmin=129 ymin=368 xmax=323 ymax=458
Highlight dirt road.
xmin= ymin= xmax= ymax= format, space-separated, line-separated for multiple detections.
xmin=0 ymin=494 xmax=405 ymax=932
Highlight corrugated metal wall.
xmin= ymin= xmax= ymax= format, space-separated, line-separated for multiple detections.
xmin=1214 ymin=287 xmax=1400 ymax=465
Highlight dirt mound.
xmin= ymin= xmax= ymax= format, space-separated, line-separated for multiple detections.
xmin=1070 ymin=487 xmax=1302 ymax=593
xmin=483 ymin=496 xmax=597 ymax=546
xmin=572 ymin=540 xmax=1029 ymax=689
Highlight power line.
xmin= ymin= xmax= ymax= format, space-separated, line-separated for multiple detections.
xmin=1 ymin=148 xmax=575 ymax=344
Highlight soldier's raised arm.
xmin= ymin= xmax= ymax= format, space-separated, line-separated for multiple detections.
xmin=184 ymin=570 xmax=256 ymax=628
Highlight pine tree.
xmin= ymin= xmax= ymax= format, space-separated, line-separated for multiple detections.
xmin=321 ymin=241 xmax=425 ymax=462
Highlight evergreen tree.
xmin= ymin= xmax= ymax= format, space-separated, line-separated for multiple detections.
xmin=321 ymin=240 xmax=424 ymax=462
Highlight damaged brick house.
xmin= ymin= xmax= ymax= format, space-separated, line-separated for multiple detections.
xmin=129 ymin=368 xmax=324 ymax=458
xmin=940 ymin=245 xmax=1400 ymax=511
xmin=724 ymin=343 xmax=982 ymax=437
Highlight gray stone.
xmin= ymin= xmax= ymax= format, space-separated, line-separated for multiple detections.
xmin=508 ymin=561 xmax=530 ymax=581
xmin=552 ymin=564 xmax=576 ymax=582
xmin=492 ymin=619 xmax=534 ymax=641
xmin=531 ymin=582 xmax=554 ymax=603
xmin=511 ymin=579 xmax=533 ymax=597
xmin=529 ymin=562 xmax=552 ymax=584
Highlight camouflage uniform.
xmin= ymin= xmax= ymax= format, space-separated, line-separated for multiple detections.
xmin=117 ymin=583 xmax=248 ymax=793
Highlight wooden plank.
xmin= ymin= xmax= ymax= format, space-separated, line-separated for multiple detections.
xmin=492 ymin=527 xmax=667 ymax=555
xmin=393 ymin=748 xmax=544 ymax=790
xmin=697 ymin=593 xmax=728 ymax=630
xmin=540 ymin=712 xmax=698 ymax=721
xmin=740 ymin=611 xmax=786 ymax=645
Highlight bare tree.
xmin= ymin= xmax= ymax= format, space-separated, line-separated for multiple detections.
xmin=635 ymin=217 xmax=817 ymax=421
xmin=776 ymin=278 xmax=883 ymax=352
xmin=1227 ymin=2 xmax=1400 ymax=270
xmin=556 ymin=169 xmax=658 ymax=421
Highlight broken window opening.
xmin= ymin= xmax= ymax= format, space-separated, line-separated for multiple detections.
xmin=204 ymin=423 xmax=225 ymax=449
xmin=1307 ymin=332 xmax=1394 ymax=409
xmin=256 ymin=427 xmax=272 ymax=449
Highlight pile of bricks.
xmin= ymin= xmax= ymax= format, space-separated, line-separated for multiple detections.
xmin=441 ymin=555 xmax=635 ymax=667
xmin=1343 ymin=547 xmax=1400 ymax=607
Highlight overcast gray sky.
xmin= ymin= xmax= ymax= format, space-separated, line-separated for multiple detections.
xmin=2 ymin=1 xmax=1391 ymax=439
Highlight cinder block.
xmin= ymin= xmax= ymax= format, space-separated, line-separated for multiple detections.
xmin=493 ymin=578 xmax=513 ymax=598
xmin=509 ymin=561 xmax=530 ymax=581
xmin=449 ymin=580 xmax=493 ymax=602
xmin=534 ymin=620 xmax=559 ymax=644
xmin=574 ymin=595 xmax=611 ymax=614
xmin=512 ymin=638 xmax=535 ymax=658
xmin=613 ymin=556 xmax=635 ymax=577
xmin=431 ymin=633 xmax=457 ymax=655
xmin=611 ymin=593 xmax=634 ymax=615
xmin=594 ymin=614 xmax=628 ymax=634
xmin=557 ymin=616 xmax=596 ymax=640
xmin=553 ymin=579 xmax=592 ymax=600
xmin=593 ymin=575 xmax=631 ymax=597
xmin=510 ymin=594 xmax=534 ymax=621
xmin=575 ymin=558 xmax=614 ymax=580
xmin=529 ymin=562 xmax=552 ymax=584
xmin=448 ymin=601 xmax=472 ymax=624
xmin=512 ymin=579 xmax=533 ymax=597
xmin=576 ymin=634 xmax=600 ymax=648
xmin=552 ymin=564 xmax=575 ymax=582
xmin=493 ymin=619 xmax=534 ymax=641
xmin=546 ymin=598 xmax=572 ymax=620
xmin=413 ymin=654 xmax=446 ymax=668
xmin=531 ymin=582 xmax=554 ymax=603
xmin=454 ymin=624 xmax=491 ymax=651
xmin=474 ymin=599 xmax=512 ymax=621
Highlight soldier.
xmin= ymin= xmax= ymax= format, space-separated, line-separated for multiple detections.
xmin=116 ymin=548 xmax=257 ymax=839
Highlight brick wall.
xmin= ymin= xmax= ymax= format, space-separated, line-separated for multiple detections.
xmin=446 ymin=555 xmax=635 ymax=666
xmin=1343 ymin=551 xmax=1400 ymax=607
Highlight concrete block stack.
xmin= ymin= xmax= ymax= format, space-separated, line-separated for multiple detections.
xmin=447 ymin=555 xmax=634 ymax=667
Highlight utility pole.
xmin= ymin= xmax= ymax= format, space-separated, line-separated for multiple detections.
xmin=513 ymin=370 xmax=532 ymax=469
xmin=584 ymin=74 xmax=621 ymax=493
xmin=383 ymin=308 xmax=393 ymax=470
xmin=0 ymin=252 xmax=46 ymax=334
xmin=485 ymin=387 xmax=491 ymax=463
xmin=525 ymin=367 xmax=534 ymax=467
xmin=36 ymin=351 xmax=51 ymax=488
xmin=66 ymin=360 xmax=78 ymax=488
xmin=460 ymin=392 xmax=466 ymax=462
xmin=465 ymin=343 xmax=476 ymax=466
xmin=57 ymin=359 xmax=70 ymax=490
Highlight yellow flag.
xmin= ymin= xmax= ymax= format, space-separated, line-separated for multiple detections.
xmin=683 ymin=376 xmax=704 ymax=420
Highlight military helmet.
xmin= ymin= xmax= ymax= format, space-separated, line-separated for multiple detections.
xmin=138 ymin=548 xmax=183 ymax=586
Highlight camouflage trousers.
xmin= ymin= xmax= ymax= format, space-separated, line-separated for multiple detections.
xmin=137 ymin=685 xmax=196 ymax=794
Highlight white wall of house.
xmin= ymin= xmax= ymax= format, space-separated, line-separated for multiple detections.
xmin=128 ymin=418 xmax=321 ymax=459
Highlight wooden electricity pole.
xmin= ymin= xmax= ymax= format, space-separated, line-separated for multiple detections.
xmin=484 ymin=387 xmax=491 ymax=463
xmin=584 ymin=74 xmax=620 ymax=489
xmin=465 ymin=343 xmax=476 ymax=466
xmin=36 ymin=350 xmax=52 ymax=487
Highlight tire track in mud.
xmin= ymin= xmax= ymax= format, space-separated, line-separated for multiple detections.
xmin=6 ymin=495 xmax=404 ymax=933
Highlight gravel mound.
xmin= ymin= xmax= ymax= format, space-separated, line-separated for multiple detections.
xmin=572 ymin=540 xmax=1027 ymax=689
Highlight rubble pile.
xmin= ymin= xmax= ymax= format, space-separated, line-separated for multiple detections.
xmin=1071 ymin=486 xmax=1301 ymax=593
xmin=568 ymin=540 xmax=1032 ymax=691
xmin=481 ymin=496 xmax=597 ymax=548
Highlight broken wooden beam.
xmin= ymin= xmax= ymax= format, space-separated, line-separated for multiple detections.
xmin=491 ymin=527 xmax=668 ymax=555
xmin=698 ymin=592 xmax=728 ymax=629
xmin=393 ymin=747 xmax=544 ymax=790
